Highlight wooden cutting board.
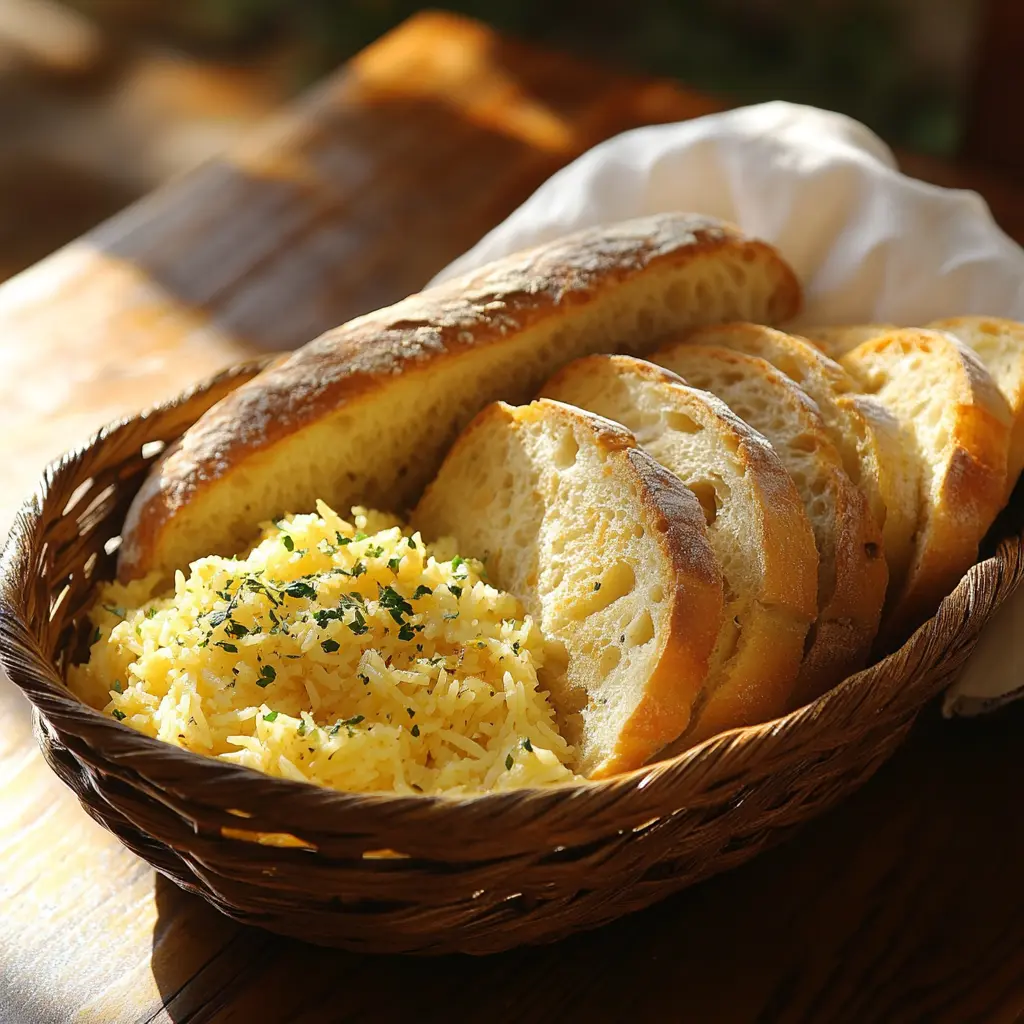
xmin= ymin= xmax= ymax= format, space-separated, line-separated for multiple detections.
xmin=0 ymin=12 xmax=1022 ymax=1024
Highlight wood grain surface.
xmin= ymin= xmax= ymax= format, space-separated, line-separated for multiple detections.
xmin=0 ymin=11 xmax=1022 ymax=1024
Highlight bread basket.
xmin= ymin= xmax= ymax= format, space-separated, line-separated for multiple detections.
xmin=1 ymin=360 xmax=1021 ymax=956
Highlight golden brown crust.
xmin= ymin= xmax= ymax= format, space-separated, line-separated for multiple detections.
xmin=650 ymin=343 xmax=888 ymax=701
xmin=841 ymin=329 xmax=1011 ymax=647
xmin=119 ymin=213 xmax=801 ymax=580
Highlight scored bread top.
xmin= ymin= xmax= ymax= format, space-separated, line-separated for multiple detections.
xmin=840 ymin=328 xmax=1011 ymax=644
xmin=540 ymin=354 xmax=818 ymax=748
xmin=412 ymin=398 xmax=725 ymax=778
xmin=119 ymin=213 xmax=801 ymax=582
xmin=651 ymin=343 xmax=888 ymax=705
xmin=680 ymin=322 xmax=917 ymax=594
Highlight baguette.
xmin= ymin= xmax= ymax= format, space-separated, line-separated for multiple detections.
xmin=926 ymin=317 xmax=1024 ymax=498
xmin=805 ymin=317 xmax=1024 ymax=499
xmin=118 ymin=214 xmax=801 ymax=581
xmin=840 ymin=329 xmax=1011 ymax=643
xmin=652 ymin=343 xmax=887 ymax=704
xmin=412 ymin=399 xmax=725 ymax=777
xmin=540 ymin=355 xmax=818 ymax=748
xmin=680 ymin=323 xmax=917 ymax=591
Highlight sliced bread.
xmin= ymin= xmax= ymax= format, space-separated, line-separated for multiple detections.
xmin=119 ymin=214 xmax=802 ymax=581
xmin=412 ymin=398 xmax=725 ymax=778
xmin=926 ymin=317 xmax=1024 ymax=497
xmin=799 ymin=323 xmax=896 ymax=359
xmin=840 ymin=328 xmax=1012 ymax=643
xmin=540 ymin=354 xmax=818 ymax=749
xmin=680 ymin=322 xmax=917 ymax=590
xmin=652 ymin=343 xmax=888 ymax=705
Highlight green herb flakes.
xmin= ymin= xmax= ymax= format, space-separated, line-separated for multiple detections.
xmin=263 ymin=710 xmax=279 ymax=722
xmin=505 ymin=753 xmax=514 ymax=771
xmin=215 ymin=641 xmax=238 ymax=653
xmin=412 ymin=585 xmax=432 ymax=600
xmin=522 ymin=737 xmax=533 ymax=752
xmin=111 ymin=709 xmax=126 ymax=721
xmin=411 ymin=724 xmax=420 ymax=737
xmin=256 ymin=664 xmax=277 ymax=688
xmin=387 ymin=557 xmax=402 ymax=573
xmin=321 ymin=638 xmax=341 ymax=653
xmin=282 ymin=535 xmax=295 ymax=552
xmin=397 ymin=624 xmax=415 ymax=642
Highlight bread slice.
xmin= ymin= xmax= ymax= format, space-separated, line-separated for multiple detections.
xmin=540 ymin=355 xmax=818 ymax=749
xmin=652 ymin=344 xmax=888 ymax=704
xmin=118 ymin=214 xmax=802 ymax=581
xmin=926 ymin=317 xmax=1024 ymax=498
xmin=680 ymin=323 xmax=918 ymax=593
xmin=840 ymin=329 xmax=1011 ymax=643
xmin=412 ymin=398 xmax=724 ymax=778
xmin=799 ymin=323 xmax=896 ymax=360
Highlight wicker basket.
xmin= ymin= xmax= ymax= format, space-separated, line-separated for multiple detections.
xmin=1 ymin=361 xmax=1021 ymax=956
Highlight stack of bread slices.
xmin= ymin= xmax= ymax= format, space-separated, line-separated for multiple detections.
xmin=118 ymin=215 xmax=1023 ymax=779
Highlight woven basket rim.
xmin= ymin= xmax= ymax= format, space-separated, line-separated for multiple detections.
xmin=1 ymin=360 xmax=1018 ymax=832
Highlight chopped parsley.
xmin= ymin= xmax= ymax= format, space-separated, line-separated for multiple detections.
xmin=111 ymin=709 xmax=126 ymax=721
xmin=358 ymin=673 xmax=370 ymax=685
xmin=412 ymin=585 xmax=432 ymax=600
xmin=451 ymin=556 xmax=465 ymax=573
xmin=406 ymin=708 xmax=416 ymax=718
xmin=214 ymin=641 xmax=238 ymax=653
xmin=347 ymin=610 xmax=368 ymax=635
xmin=353 ymin=531 xmax=367 ymax=542
xmin=256 ymin=664 xmax=277 ymax=688
xmin=281 ymin=580 xmax=317 ymax=600
xmin=407 ymin=536 xmax=416 ymax=549
xmin=111 ymin=680 xmax=123 ymax=694
xmin=387 ymin=557 xmax=402 ymax=573
xmin=449 ymin=585 xmax=463 ymax=599
xmin=377 ymin=584 xmax=413 ymax=624
xmin=282 ymin=535 xmax=295 ymax=552
xmin=321 ymin=638 xmax=341 ymax=653
xmin=335 ymin=532 xmax=350 ymax=545
xmin=512 ymin=641 xmax=521 ymax=655
xmin=145 ymin=607 xmax=158 ymax=619
xmin=522 ymin=737 xmax=533 ymax=752
xmin=263 ymin=710 xmax=279 ymax=722
xmin=410 ymin=724 xmax=420 ymax=737
xmin=297 ymin=720 xmax=307 ymax=737
xmin=505 ymin=753 xmax=514 ymax=770
xmin=397 ymin=624 xmax=415 ymax=642
xmin=443 ymin=611 xmax=459 ymax=621
xmin=365 ymin=544 xmax=385 ymax=558
xmin=342 ymin=714 xmax=365 ymax=727
xmin=593 ymin=582 xmax=602 ymax=592
xmin=224 ymin=620 xmax=250 ymax=639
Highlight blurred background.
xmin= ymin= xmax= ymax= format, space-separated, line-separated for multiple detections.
xmin=0 ymin=0 xmax=986 ymax=283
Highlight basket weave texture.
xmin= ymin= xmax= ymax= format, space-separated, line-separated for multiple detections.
xmin=1 ymin=362 xmax=1021 ymax=956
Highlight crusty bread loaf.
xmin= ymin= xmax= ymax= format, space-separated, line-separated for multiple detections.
xmin=840 ymin=329 xmax=1012 ymax=643
xmin=926 ymin=317 xmax=1024 ymax=498
xmin=412 ymin=399 xmax=725 ymax=778
xmin=680 ymin=323 xmax=917 ymax=593
xmin=540 ymin=355 xmax=818 ymax=749
xmin=652 ymin=344 xmax=887 ymax=704
xmin=118 ymin=214 xmax=802 ymax=581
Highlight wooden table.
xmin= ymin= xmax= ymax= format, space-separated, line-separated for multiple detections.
xmin=1 ymin=12 xmax=1022 ymax=1024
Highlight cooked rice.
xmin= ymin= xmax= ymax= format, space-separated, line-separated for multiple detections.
xmin=68 ymin=503 xmax=578 ymax=795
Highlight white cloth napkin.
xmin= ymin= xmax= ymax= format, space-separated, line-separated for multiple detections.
xmin=430 ymin=101 xmax=1024 ymax=714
